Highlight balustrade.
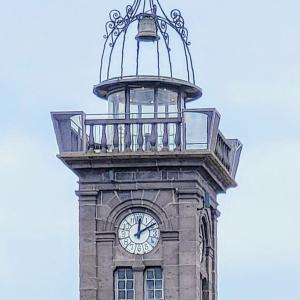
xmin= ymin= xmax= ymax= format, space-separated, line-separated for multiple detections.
xmin=52 ymin=110 xmax=236 ymax=175
xmin=214 ymin=133 xmax=231 ymax=171
xmin=85 ymin=117 xmax=181 ymax=153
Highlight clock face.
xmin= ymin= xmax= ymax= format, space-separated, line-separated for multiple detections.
xmin=118 ymin=212 xmax=160 ymax=255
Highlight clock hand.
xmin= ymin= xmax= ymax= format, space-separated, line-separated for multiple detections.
xmin=134 ymin=223 xmax=156 ymax=237
xmin=137 ymin=218 xmax=142 ymax=239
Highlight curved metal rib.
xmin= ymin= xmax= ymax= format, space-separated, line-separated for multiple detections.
xmin=99 ymin=0 xmax=196 ymax=84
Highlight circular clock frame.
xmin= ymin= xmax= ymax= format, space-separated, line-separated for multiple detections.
xmin=118 ymin=212 xmax=160 ymax=255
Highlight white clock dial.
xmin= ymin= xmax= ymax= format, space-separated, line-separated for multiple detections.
xmin=118 ymin=212 xmax=160 ymax=255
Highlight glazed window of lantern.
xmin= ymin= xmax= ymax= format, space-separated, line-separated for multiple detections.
xmin=144 ymin=268 xmax=164 ymax=300
xmin=115 ymin=268 xmax=135 ymax=300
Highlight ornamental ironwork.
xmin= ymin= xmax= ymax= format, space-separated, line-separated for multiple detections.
xmin=99 ymin=0 xmax=196 ymax=84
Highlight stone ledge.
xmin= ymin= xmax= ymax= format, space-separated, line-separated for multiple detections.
xmin=96 ymin=231 xmax=115 ymax=242
xmin=161 ymin=230 xmax=179 ymax=241
xmin=59 ymin=151 xmax=236 ymax=193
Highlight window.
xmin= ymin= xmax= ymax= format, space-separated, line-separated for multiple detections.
xmin=130 ymin=88 xmax=155 ymax=118
xmin=115 ymin=268 xmax=134 ymax=300
xmin=144 ymin=268 xmax=164 ymax=300
xmin=108 ymin=91 xmax=126 ymax=119
xmin=202 ymin=277 xmax=209 ymax=300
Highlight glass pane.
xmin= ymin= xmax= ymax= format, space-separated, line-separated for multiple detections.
xmin=127 ymin=290 xmax=134 ymax=299
xmin=126 ymin=280 xmax=133 ymax=289
xmin=147 ymin=280 xmax=154 ymax=289
xmin=147 ymin=270 xmax=154 ymax=279
xmin=126 ymin=270 xmax=133 ymax=279
xmin=185 ymin=112 xmax=208 ymax=150
xmin=118 ymin=291 xmax=126 ymax=299
xmin=118 ymin=270 xmax=126 ymax=279
xmin=130 ymin=88 xmax=154 ymax=118
xmin=148 ymin=290 xmax=154 ymax=299
xmin=155 ymin=291 xmax=162 ymax=298
xmin=118 ymin=280 xmax=125 ymax=289
xmin=155 ymin=280 xmax=162 ymax=289
xmin=108 ymin=91 xmax=125 ymax=119
xmin=157 ymin=89 xmax=178 ymax=118
xmin=154 ymin=268 xmax=162 ymax=279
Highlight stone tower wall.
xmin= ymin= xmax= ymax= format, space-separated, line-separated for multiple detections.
xmin=77 ymin=166 xmax=218 ymax=300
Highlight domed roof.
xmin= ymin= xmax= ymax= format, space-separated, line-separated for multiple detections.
xmin=98 ymin=0 xmax=197 ymax=85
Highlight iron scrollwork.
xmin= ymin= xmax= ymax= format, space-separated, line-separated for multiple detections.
xmin=170 ymin=9 xmax=191 ymax=46
xmin=99 ymin=0 xmax=196 ymax=84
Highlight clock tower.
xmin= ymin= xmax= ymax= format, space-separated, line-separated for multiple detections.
xmin=51 ymin=1 xmax=242 ymax=300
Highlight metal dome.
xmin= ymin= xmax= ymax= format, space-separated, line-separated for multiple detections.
xmin=98 ymin=0 xmax=197 ymax=85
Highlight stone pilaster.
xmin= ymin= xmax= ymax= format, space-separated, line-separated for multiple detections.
xmin=133 ymin=262 xmax=144 ymax=300
xmin=211 ymin=208 xmax=220 ymax=300
xmin=177 ymin=189 xmax=202 ymax=300
xmin=162 ymin=232 xmax=180 ymax=300
xmin=77 ymin=191 xmax=98 ymax=300
xmin=96 ymin=232 xmax=115 ymax=300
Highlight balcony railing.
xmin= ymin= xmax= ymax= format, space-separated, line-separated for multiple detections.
xmin=86 ymin=116 xmax=181 ymax=153
xmin=51 ymin=109 xmax=242 ymax=178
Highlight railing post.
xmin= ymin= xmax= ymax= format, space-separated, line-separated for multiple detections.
xmin=78 ymin=127 xmax=82 ymax=151
xmin=137 ymin=123 xmax=144 ymax=151
xmin=214 ymin=133 xmax=231 ymax=172
xmin=175 ymin=90 xmax=182 ymax=151
xmin=175 ymin=122 xmax=181 ymax=151
xmin=101 ymin=124 xmax=107 ymax=153
xmin=224 ymin=144 xmax=230 ymax=170
xmin=82 ymin=113 xmax=87 ymax=152
xmin=162 ymin=123 xmax=169 ymax=151
xmin=125 ymin=124 xmax=132 ymax=151
xmin=113 ymin=124 xmax=119 ymax=152
xmin=150 ymin=123 xmax=157 ymax=151
xmin=88 ymin=124 xmax=95 ymax=152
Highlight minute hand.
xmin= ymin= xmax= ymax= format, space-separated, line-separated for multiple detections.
xmin=135 ymin=223 xmax=156 ymax=237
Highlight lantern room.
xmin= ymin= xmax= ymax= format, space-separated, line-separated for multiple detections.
xmin=93 ymin=76 xmax=202 ymax=120
xmin=94 ymin=0 xmax=202 ymax=120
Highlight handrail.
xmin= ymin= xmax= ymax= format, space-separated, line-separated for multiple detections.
xmin=85 ymin=117 xmax=181 ymax=125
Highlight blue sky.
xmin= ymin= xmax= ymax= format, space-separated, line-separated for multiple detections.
xmin=0 ymin=0 xmax=299 ymax=299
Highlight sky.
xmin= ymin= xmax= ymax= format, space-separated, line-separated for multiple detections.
xmin=0 ymin=0 xmax=300 ymax=299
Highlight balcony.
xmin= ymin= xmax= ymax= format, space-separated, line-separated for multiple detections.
xmin=51 ymin=109 xmax=242 ymax=179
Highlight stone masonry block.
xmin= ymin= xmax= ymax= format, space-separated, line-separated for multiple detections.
xmin=162 ymin=241 xmax=179 ymax=265
xmin=101 ymin=191 xmax=115 ymax=204
xmin=155 ymin=190 xmax=174 ymax=208
xmin=80 ymin=204 xmax=96 ymax=220
xmin=80 ymin=289 xmax=97 ymax=300
xmin=136 ymin=170 xmax=162 ymax=180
